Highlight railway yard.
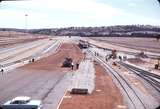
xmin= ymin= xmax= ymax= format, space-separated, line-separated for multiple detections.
xmin=0 ymin=32 xmax=160 ymax=109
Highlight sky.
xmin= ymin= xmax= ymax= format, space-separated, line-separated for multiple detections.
xmin=0 ymin=0 xmax=160 ymax=29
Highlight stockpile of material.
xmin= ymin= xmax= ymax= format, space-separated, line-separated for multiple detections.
xmin=69 ymin=60 xmax=95 ymax=94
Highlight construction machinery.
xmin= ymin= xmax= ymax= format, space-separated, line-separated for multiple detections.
xmin=105 ymin=49 xmax=117 ymax=61
xmin=136 ymin=51 xmax=148 ymax=58
xmin=106 ymin=49 xmax=117 ymax=60
xmin=62 ymin=58 xmax=73 ymax=67
xmin=78 ymin=40 xmax=89 ymax=49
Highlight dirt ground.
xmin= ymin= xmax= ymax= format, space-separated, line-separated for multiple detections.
xmin=59 ymin=61 xmax=125 ymax=109
xmin=91 ymin=37 xmax=160 ymax=53
xmin=127 ymin=58 xmax=160 ymax=75
xmin=112 ymin=61 xmax=149 ymax=94
xmin=21 ymin=43 xmax=84 ymax=71
xmin=0 ymin=31 xmax=48 ymax=48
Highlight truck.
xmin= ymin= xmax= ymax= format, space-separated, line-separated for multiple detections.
xmin=78 ymin=40 xmax=89 ymax=49
xmin=0 ymin=96 xmax=42 ymax=109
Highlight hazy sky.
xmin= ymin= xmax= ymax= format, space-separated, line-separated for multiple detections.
xmin=0 ymin=0 xmax=160 ymax=29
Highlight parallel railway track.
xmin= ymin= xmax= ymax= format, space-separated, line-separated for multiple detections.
xmin=87 ymin=49 xmax=147 ymax=109
xmin=118 ymin=62 xmax=160 ymax=93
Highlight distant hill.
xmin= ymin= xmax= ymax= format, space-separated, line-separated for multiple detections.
xmin=0 ymin=25 xmax=160 ymax=37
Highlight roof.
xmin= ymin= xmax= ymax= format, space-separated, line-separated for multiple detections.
xmin=4 ymin=96 xmax=41 ymax=106
xmin=12 ymin=96 xmax=31 ymax=101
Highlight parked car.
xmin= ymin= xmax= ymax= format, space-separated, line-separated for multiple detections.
xmin=1 ymin=96 xmax=42 ymax=109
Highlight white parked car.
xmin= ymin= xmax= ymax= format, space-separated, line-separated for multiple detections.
xmin=1 ymin=96 xmax=42 ymax=109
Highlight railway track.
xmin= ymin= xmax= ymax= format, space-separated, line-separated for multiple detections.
xmin=118 ymin=62 xmax=160 ymax=93
xmin=87 ymin=49 xmax=147 ymax=109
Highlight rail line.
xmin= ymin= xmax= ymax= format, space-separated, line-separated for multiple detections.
xmin=118 ymin=62 xmax=160 ymax=93
xmin=87 ymin=49 xmax=147 ymax=109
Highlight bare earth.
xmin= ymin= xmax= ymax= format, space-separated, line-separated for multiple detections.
xmin=59 ymin=61 xmax=125 ymax=109
xmin=22 ymin=43 xmax=84 ymax=71
xmin=91 ymin=37 xmax=160 ymax=53
xmin=127 ymin=58 xmax=160 ymax=75
xmin=0 ymin=31 xmax=48 ymax=48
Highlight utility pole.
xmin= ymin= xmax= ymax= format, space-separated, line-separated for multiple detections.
xmin=25 ymin=14 xmax=28 ymax=33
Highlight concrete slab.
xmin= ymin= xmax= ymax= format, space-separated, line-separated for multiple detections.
xmin=69 ymin=60 xmax=95 ymax=94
